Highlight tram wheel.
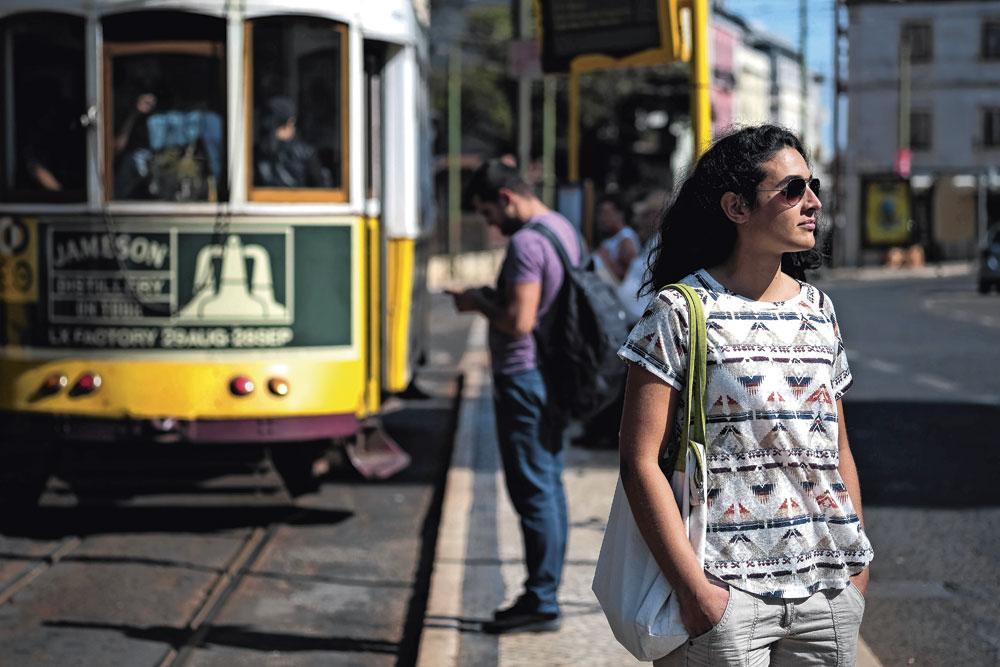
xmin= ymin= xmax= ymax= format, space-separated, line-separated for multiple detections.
xmin=269 ymin=443 xmax=334 ymax=497
xmin=0 ymin=442 xmax=53 ymax=507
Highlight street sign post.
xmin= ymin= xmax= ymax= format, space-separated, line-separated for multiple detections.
xmin=894 ymin=147 xmax=912 ymax=179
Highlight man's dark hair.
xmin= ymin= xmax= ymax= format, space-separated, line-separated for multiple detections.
xmin=462 ymin=159 xmax=534 ymax=210
xmin=265 ymin=96 xmax=296 ymax=130
xmin=596 ymin=192 xmax=629 ymax=225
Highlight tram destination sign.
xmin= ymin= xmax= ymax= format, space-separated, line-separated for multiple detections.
xmin=538 ymin=0 xmax=662 ymax=73
xmin=23 ymin=223 xmax=353 ymax=350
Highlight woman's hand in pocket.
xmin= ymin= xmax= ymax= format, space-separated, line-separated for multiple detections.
xmin=680 ymin=580 xmax=730 ymax=638
xmin=850 ymin=569 xmax=870 ymax=598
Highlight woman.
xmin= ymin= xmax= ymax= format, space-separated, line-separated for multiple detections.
xmin=618 ymin=125 xmax=874 ymax=665
xmin=594 ymin=193 xmax=640 ymax=284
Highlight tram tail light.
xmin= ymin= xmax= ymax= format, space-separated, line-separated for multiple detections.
xmin=230 ymin=375 xmax=255 ymax=396
xmin=267 ymin=378 xmax=290 ymax=397
xmin=39 ymin=373 xmax=69 ymax=396
xmin=71 ymin=372 xmax=102 ymax=396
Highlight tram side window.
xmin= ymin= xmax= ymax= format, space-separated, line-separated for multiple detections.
xmin=0 ymin=13 xmax=86 ymax=202
xmin=250 ymin=17 xmax=347 ymax=200
xmin=103 ymin=12 xmax=226 ymax=202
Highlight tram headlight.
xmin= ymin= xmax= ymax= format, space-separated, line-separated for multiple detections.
xmin=267 ymin=378 xmax=290 ymax=397
xmin=230 ymin=375 xmax=255 ymax=396
xmin=71 ymin=372 xmax=102 ymax=396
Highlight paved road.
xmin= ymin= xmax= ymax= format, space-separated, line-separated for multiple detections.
xmin=0 ymin=294 xmax=471 ymax=666
xmin=815 ymin=274 xmax=1000 ymax=666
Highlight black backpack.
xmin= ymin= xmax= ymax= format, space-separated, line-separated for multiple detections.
xmin=527 ymin=222 xmax=631 ymax=421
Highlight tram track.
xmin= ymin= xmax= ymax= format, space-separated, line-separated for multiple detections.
xmin=1 ymin=504 xmax=303 ymax=667
xmin=0 ymin=536 xmax=83 ymax=607
xmin=156 ymin=514 xmax=296 ymax=667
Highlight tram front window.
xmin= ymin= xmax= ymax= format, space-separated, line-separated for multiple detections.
xmin=250 ymin=17 xmax=347 ymax=199
xmin=0 ymin=13 xmax=86 ymax=202
xmin=103 ymin=12 xmax=226 ymax=203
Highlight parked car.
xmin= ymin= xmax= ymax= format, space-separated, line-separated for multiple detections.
xmin=979 ymin=224 xmax=1000 ymax=294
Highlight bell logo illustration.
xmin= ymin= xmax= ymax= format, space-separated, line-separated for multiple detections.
xmin=179 ymin=235 xmax=289 ymax=322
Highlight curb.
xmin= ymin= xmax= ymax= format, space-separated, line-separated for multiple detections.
xmin=815 ymin=261 xmax=973 ymax=283
xmin=416 ymin=318 xmax=490 ymax=667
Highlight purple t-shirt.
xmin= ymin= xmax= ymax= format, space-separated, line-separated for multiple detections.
xmin=489 ymin=211 xmax=581 ymax=375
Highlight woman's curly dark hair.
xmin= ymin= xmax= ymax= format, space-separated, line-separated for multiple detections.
xmin=641 ymin=124 xmax=825 ymax=296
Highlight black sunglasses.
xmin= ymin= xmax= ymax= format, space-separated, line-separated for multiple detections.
xmin=758 ymin=177 xmax=821 ymax=204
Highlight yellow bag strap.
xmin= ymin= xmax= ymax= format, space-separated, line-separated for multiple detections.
xmin=666 ymin=283 xmax=707 ymax=477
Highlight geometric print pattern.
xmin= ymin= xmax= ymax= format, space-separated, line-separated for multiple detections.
xmin=618 ymin=269 xmax=874 ymax=598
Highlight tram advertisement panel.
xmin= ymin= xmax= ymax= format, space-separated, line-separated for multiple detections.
xmin=0 ymin=219 xmax=353 ymax=350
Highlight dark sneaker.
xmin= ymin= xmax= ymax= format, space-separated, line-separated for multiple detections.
xmin=493 ymin=594 xmax=542 ymax=621
xmin=482 ymin=611 xmax=561 ymax=634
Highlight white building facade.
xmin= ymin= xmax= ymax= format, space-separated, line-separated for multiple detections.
xmin=714 ymin=7 xmax=827 ymax=166
xmin=844 ymin=0 xmax=1000 ymax=265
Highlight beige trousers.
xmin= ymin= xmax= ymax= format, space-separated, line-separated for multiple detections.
xmin=654 ymin=583 xmax=866 ymax=667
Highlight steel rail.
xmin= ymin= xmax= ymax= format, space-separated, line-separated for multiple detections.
xmin=0 ymin=537 xmax=83 ymax=606
xmin=156 ymin=514 xmax=295 ymax=667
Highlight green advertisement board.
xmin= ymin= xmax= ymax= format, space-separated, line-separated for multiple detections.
xmin=1 ymin=219 xmax=353 ymax=350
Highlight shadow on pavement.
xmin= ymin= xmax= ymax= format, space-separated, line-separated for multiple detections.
xmin=43 ymin=620 xmax=398 ymax=655
xmin=845 ymin=399 xmax=1000 ymax=508
xmin=423 ymin=615 xmax=489 ymax=634
xmin=0 ymin=506 xmax=352 ymax=539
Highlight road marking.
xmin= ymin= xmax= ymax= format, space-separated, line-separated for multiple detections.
xmin=969 ymin=394 xmax=1000 ymax=406
xmin=913 ymin=373 xmax=958 ymax=393
xmin=867 ymin=359 xmax=900 ymax=374
xmin=921 ymin=296 xmax=1000 ymax=330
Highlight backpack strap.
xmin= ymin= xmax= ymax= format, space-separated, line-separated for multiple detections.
xmin=525 ymin=220 xmax=587 ymax=270
xmin=666 ymin=283 xmax=707 ymax=484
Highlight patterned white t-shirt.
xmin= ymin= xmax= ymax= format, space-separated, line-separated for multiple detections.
xmin=618 ymin=269 xmax=874 ymax=598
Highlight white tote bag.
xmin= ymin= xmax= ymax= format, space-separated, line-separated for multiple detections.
xmin=592 ymin=284 xmax=709 ymax=662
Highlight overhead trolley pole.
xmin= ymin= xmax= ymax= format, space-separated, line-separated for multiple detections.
xmin=691 ymin=0 xmax=711 ymax=157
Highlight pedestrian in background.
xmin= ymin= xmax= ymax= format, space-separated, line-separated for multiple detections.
xmin=447 ymin=159 xmax=580 ymax=634
xmin=254 ymin=96 xmax=330 ymax=188
xmin=617 ymin=188 xmax=668 ymax=323
xmin=617 ymin=124 xmax=874 ymax=665
xmin=574 ymin=189 xmax=671 ymax=451
xmin=593 ymin=193 xmax=640 ymax=285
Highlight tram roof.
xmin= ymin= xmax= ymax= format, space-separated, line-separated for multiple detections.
xmin=0 ymin=0 xmax=429 ymax=43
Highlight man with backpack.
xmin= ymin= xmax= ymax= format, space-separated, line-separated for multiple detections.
xmin=447 ymin=159 xmax=582 ymax=634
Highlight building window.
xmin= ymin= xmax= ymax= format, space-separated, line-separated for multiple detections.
xmin=0 ymin=13 xmax=87 ymax=203
xmin=901 ymin=22 xmax=932 ymax=62
xmin=984 ymin=108 xmax=1000 ymax=147
xmin=247 ymin=16 xmax=348 ymax=203
xmin=983 ymin=21 xmax=1000 ymax=60
xmin=910 ymin=111 xmax=932 ymax=151
xmin=102 ymin=12 xmax=227 ymax=203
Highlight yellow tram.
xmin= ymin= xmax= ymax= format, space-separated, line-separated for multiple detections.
xmin=0 ymin=2 xmax=433 ymax=456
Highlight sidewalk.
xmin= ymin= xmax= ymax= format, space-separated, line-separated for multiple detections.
xmin=427 ymin=251 xmax=974 ymax=293
xmin=418 ymin=318 xmax=882 ymax=666
xmin=816 ymin=259 xmax=973 ymax=283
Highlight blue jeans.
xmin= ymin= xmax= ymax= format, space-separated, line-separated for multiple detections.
xmin=492 ymin=367 xmax=568 ymax=615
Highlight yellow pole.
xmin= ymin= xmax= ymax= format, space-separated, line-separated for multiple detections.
xmin=568 ymin=68 xmax=581 ymax=182
xmin=690 ymin=0 xmax=712 ymax=156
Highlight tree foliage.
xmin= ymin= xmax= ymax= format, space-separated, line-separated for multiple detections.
xmin=431 ymin=5 xmax=514 ymax=156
